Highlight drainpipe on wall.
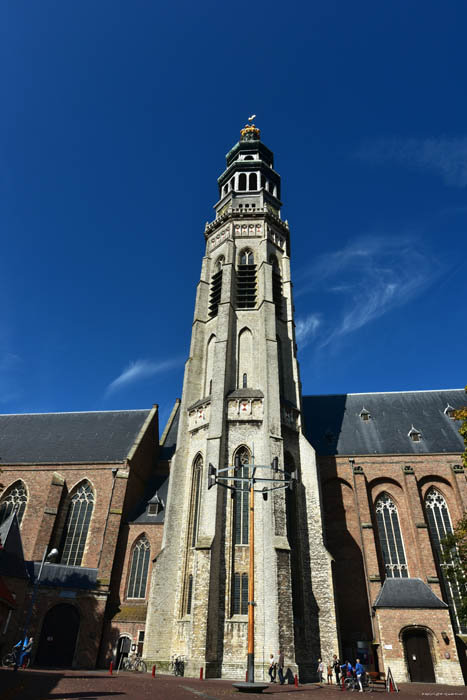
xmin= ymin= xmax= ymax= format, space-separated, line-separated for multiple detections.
xmin=350 ymin=458 xmax=378 ymax=665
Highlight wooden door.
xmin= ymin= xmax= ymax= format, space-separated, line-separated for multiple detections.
xmin=36 ymin=604 xmax=80 ymax=668
xmin=404 ymin=630 xmax=435 ymax=683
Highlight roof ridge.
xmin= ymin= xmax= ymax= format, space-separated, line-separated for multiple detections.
xmin=0 ymin=409 xmax=150 ymax=417
xmin=304 ymin=389 xmax=464 ymax=398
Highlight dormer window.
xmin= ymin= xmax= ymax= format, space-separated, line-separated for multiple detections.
xmin=360 ymin=408 xmax=371 ymax=422
xmin=148 ymin=494 xmax=164 ymax=515
xmin=408 ymin=426 xmax=422 ymax=442
xmin=444 ymin=404 xmax=456 ymax=419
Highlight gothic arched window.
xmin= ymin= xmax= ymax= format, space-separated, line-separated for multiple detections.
xmin=425 ymin=488 xmax=466 ymax=632
xmin=240 ymin=249 xmax=254 ymax=265
xmin=205 ymin=335 xmax=216 ymax=396
xmin=60 ymin=481 xmax=95 ymax=566
xmin=233 ymin=446 xmax=250 ymax=545
xmin=188 ymin=455 xmax=203 ymax=547
xmin=0 ymin=481 xmax=27 ymax=526
xmin=127 ymin=535 xmax=151 ymax=599
xmin=375 ymin=493 xmax=408 ymax=578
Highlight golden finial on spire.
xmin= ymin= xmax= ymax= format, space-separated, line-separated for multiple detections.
xmin=240 ymin=116 xmax=260 ymax=141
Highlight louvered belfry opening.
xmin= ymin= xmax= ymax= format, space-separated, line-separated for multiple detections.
xmin=209 ymin=268 xmax=223 ymax=317
xmin=237 ymin=250 xmax=256 ymax=309
xmin=272 ymin=264 xmax=283 ymax=317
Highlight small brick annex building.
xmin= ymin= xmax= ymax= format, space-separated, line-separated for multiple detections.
xmin=0 ymin=126 xmax=466 ymax=685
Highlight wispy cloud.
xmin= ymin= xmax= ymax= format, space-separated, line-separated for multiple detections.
xmin=358 ymin=136 xmax=467 ymax=187
xmin=295 ymin=314 xmax=321 ymax=347
xmin=295 ymin=235 xmax=442 ymax=348
xmin=105 ymin=358 xmax=182 ymax=396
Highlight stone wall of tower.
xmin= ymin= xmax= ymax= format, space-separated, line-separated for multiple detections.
xmin=144 ymin=131 xmax=339 ymax=681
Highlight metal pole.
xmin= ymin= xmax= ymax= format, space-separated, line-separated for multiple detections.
xmin=247 ymin=472 xmax=255 ymax=683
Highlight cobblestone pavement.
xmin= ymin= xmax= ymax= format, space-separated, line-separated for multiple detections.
xmin=0 ymin=669 xmax=465 ymax=700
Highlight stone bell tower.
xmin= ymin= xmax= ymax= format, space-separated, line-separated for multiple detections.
xmin=144 ymin=124 xmax=338 ymax=680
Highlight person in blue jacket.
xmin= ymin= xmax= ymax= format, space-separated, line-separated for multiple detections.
xmin=354 ymin=658 xmax=365 ymax=692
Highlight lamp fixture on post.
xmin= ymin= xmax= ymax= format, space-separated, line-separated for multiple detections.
xmin=208 ymin=448 xmax=296 ymax=694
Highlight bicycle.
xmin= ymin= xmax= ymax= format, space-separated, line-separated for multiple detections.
xmin=2 ymin=649 xmax=17 ymax=668
xmin=122 ymin=653 xmax=147 ymax=673
xmin=344 ymin=673 xmax=373 ymax=692
xmin=169 ymin=655 xmax=185 ymax=676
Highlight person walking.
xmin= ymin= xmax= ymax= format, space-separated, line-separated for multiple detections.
xmin=332 ymin=654 xmax=341 ymax=685
xmin=354 ymin=658 xmax=365 ymax=692
xmin=12 ymin=638 xmax=23 ymax=671
xmin=277 ymin=649 xmax=285 ymax=685
xmin=317 ymin=658 xmax=325 ymax=683
xmin=268 ymin=653 xmax=276 ymax=683
xmin=327 ymin=662 xmax=333 ymax=684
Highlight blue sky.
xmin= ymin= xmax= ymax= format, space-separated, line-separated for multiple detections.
xmin=1 ymin=1 xmax=466 ymax=431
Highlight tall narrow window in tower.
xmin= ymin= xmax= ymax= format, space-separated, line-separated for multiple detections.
xmin=209 ymin=256 xmax=224 ymax=318
xmin=375 ymin=493 xmax=408 ymax=578
xmin=233 ymin=446 xmax=250 ymax=544
xmin=238 ymin=327 xmax=253 ymax=388
xmin=231 ymin=572 xmax=249 ymax=615
xmin=270 ymin=255 xmax=283 ymax=318
xmin=236 ymin=250 xmax=256 ymax=309
xmin=285 ymin=453 xmax=303 ymax=635
xmin=238 ymin=173 xmax=247 ymax=191
xmin=0 ymin=480 xmax=28 ymax=526
xmin=127 ymin=535 xmax=151 ymax=599
xmin=425 ymin=488 xmax=466 ymax=632
xmin=186 ymin=574 xmax=194 ymax=615
xmin=205 ymin=335 xmax=216 ymax=396
xmin=60 ymin=481 xmax=95 ymax=566
xmin=249 ymin=173 xmax=257 ymax=190
xmin=188 ymin=455 xmax=203 ymax=547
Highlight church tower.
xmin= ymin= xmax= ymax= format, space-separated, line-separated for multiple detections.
xmin=145 ymin=124 xmax=338 ymax=680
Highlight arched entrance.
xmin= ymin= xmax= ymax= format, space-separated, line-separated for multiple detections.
xmin=115 ymin=635 xmax=131 ymax=669
xmin=403 ymin=628 xmax=435 ymax=683
xmin=36 ymin=603 xmax=80 ymax=667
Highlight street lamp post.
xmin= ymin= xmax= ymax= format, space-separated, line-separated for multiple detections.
xmin=208 ymin=450 xmax=296 ymax=693
xmin=23 ymin=546 xmax=59 ymax=639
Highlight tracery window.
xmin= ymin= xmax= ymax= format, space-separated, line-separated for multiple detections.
xmin=425 ymin=488 xmax=466 ymax=632
xmin=270 ymin=255 xmax=283 ymax=318
xmin=375 ymin=493 xmax=408 ymax=578
xmin=60 ymin=481 xmax=94 ymax=566
xmin=127 ymin=536 xmax=150 ymax=599
xmin=233 ymin=446 xmax=250 ymax=545
xmin=0 ymin=481 xmax=27 ymax=526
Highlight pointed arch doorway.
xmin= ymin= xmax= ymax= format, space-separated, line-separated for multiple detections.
xmin=36 ymin=603 xmax=80 ymax=667
xmin=403 ymin=628 xmax=435 ymax=682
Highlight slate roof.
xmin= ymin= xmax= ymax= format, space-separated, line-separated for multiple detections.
xmin=128 ymin=475 xmax=169 ymax=524
xmin=0 ymin=409 xmax=152 ymax=464
xmin=374 ymin=578 xmax=448 ymax=609
xmin=26 ymin=561 xmax=98 ymax=590
xmin=302 ymin=389 xmax=465 ymax=456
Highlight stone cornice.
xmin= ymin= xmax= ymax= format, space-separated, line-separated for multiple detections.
xmin=204 ymin=207 xmax=289 ymax=239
